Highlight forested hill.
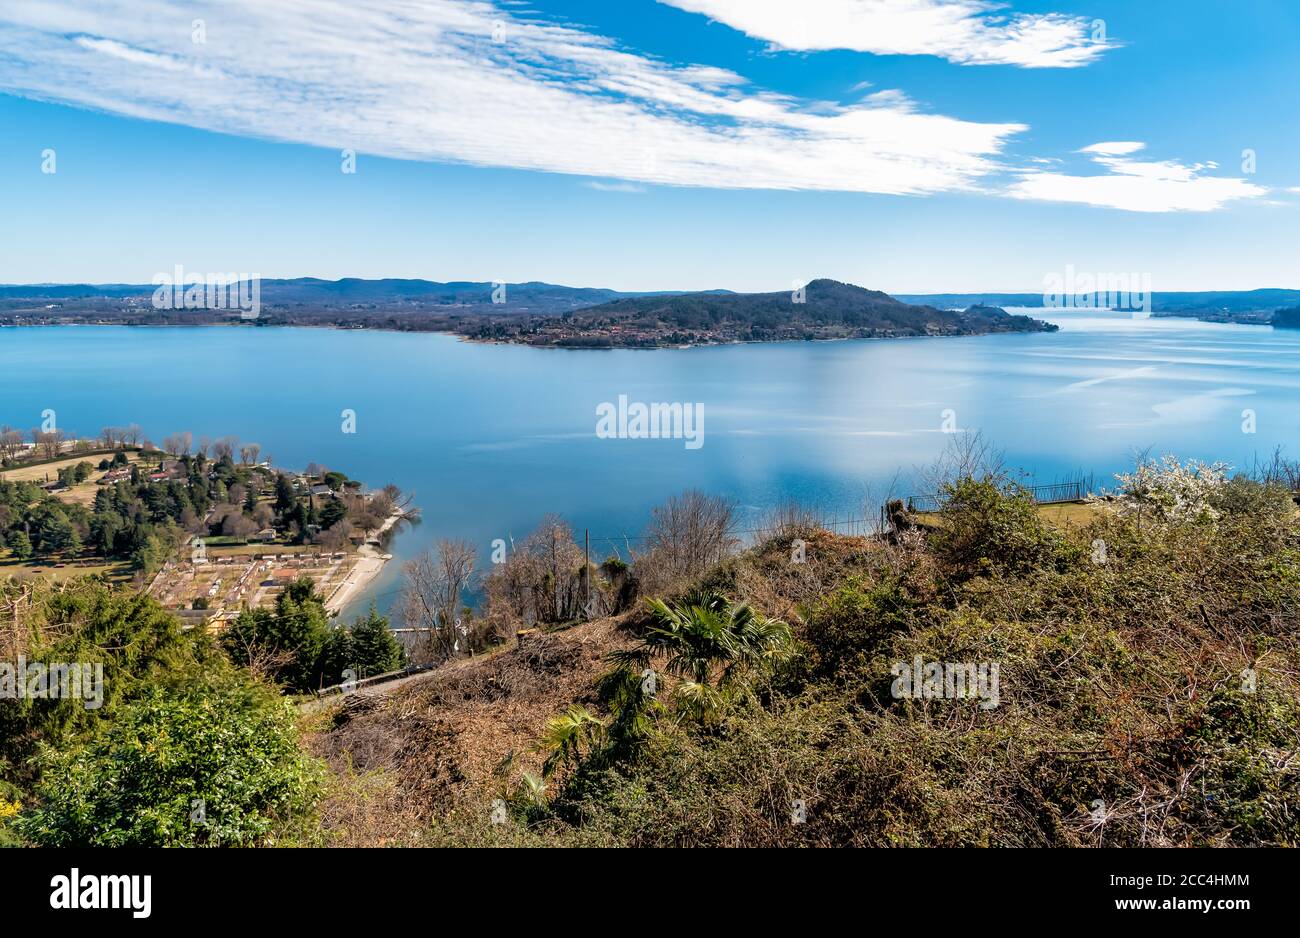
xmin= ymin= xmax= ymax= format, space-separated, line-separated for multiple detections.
xmin=476 ymin=278 xmax=1057 ymax=347
xmin=2 ymin=276 xmax=1054 ymax=344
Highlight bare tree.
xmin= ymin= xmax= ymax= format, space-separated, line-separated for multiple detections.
xmin=0 ymin=427 xmax=23 ymax=461
xmin=122 ymin=424 xmax=143 ymax=446
xmin=397 ymin=539 xmax=478 ymax=663
xmin=239 ymin=443 xmax=261 ymax=466
xmin=99 ymin=426 xmax=119 ymax=449
xmin=1252 ymin=445 xmax=1300 ymax=491
xmin=315 ymin=519 xmax=352 ymax=551
xmin=918 ymin=430 xmax=1007 ymax=494
xmin=637 ymin=490 xmax=737 ymax=593
xmin=481 ymin=516 xmax=588 ymax=630
xmin=162 ymin=431 xmax=193 ymax=457
xmin=32 ymin=428 xmax=65 ymax=460
xmin=251 ymin=502 xmax=275 ymax=528
xmin=212 ymin=436 xmax=238 ymax=461
xmin=221 ymin=512 xmax=258 ymax=539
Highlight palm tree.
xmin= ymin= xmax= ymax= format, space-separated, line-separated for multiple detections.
xmin=535 ymin=705 xmax=605 ymax=779
xmin=601 ymin=588 xmax=793 ymax=730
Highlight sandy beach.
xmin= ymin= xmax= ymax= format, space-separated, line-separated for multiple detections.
xmin=323 ymin=511 xmax=401 ymax=615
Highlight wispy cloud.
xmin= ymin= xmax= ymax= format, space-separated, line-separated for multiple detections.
xmin=0 ymin=0 xmax=1025 ymax=196
xmin=657 ymin=0 xmax=1114 ymax=67
xmin=583 ymin=181 xmax=648 ymax=193
xmin=1006 ymin=142 xmax=1268 ymax=212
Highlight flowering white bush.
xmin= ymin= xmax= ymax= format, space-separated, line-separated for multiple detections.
xmin=1101 ymin=456 xmax=1230 ymax=524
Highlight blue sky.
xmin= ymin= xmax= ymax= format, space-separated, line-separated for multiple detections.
xmin=0 ymin=0 xmax=1297 ymax=292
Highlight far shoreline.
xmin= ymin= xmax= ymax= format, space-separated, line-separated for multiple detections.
xmin=0 ymin=317 xmax=1064 ymax=350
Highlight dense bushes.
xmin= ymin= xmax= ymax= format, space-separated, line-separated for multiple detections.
xmin=429 ymin=460 xmax=1299 ymax=847
xmin=222 ymin=579 xmax=406 ymax=693
xmin=15 ymin=674 xmax=319 ymax=846
xmin=0 ymin=577 xmax=322 ymax=847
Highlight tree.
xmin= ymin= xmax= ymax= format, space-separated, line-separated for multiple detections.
xmin=222 ymin=577 xmax=332 ymax=691
xmin=221 ymin=510 xmax=257 ymax=540
xmin=397 ymin=539 xmax=477 ymax=663
xmin=32 ymin=504 xmax=76 ymax=556
xmin=322 ymin=605 xmax=406 ymax=684
xmin=601 ymin=588 xmax=792 ymax=732
xmin=239 ymin=443 xmax=261 ymax=466
xmin=5 ymin=529 xmax=32 ymax=560
xmin=638 ymin=490 xmax=737 ymax=593
xmin=33 ymin=429 xmax=65 ymax=460
xmin=535 ymin=705 xmax=605 ymax=780
xmin=0 ymin=427 xmax=23 ymax=461
xmin=318 ymin=498 xmax=347 ymax=529
xmin=162 ymin=431 xmax=192 ymax=457
xmin=315 ymin=519 xmax=352 ymax=552
xmin=130 ymin=532 xmax=167 ymax=574
xmin=273 ymin=474 xmax=297 ymax=520
xmin=212 ymin=436 xmax=239 ymax=462
xmin=16 ymin=677 xmax=319 ymax=847
xmin=930 ymin=476 xmax=1060 ymax=582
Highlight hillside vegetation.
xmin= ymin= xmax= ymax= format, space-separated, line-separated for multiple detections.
xmin=314 ymin=458 xmax=1299 ymax=847
xmin=3 ymin=455 xmax=1296 ymax=847
xmin=465 ymin=279 xmax=1057 ymax=347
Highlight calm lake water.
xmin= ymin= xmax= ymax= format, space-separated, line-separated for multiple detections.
xmin=3 ymin=311 xmax=1298 ymax=618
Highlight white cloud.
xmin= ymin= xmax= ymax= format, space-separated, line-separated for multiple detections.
xmin=583 ymin=181 xmax=647 ymax=193
xmin=657 ymin=0 xmax=1113 ymax=67
xmin=1079 ymin=141 xmax=1145 ymax=156
xmin=1007 ymin=142 xmax=1267 ymax=213
xmin=0 ymin=0 xmax=1026 ymax=197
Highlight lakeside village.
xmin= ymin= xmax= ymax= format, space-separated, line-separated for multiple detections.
xmin=0 ymin=425 xmax=410 ymax=631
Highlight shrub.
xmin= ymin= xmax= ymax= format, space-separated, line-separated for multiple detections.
xmin=930 ymin=476 xmax=1061 ymax=581
xmin=16 ymin=674 xmax=320 ymax=846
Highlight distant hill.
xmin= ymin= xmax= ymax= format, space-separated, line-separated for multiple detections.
xmin=0 ymin=278 xmax=664 ymax=314
xmin=898 ymin=289 xmax=1300 ymax=324
xmin=505 ymin=278 xmax=1056 ymax=347
xmin=0 ymin=276 xmax=1056 ymax=346
xmin=1272 ymin=307 xmax=1300 ymax=328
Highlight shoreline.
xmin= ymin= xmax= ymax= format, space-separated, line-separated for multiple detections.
xmin=0 ymin=317 xmax=1060 ymax=350
xmin=323 ymin=511 xmax=402 ymax=617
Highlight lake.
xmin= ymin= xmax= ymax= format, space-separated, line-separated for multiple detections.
xmin=3 ymin=311 xmax=1298 ymax=619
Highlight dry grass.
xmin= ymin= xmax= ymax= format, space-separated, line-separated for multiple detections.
xmin=0 ymin=451 xmax=140 ymax=486
xmin=305 ymin=615 xmax=635 ymax=846
xmin=0 ymin=556 xmax=132 ymax=582
xmin=914 ymin=499 xmax=1098 ymax=530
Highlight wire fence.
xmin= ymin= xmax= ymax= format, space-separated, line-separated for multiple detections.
xmin=230 ymin=478 xmax=1093 ymax=628
xmin=905 ymin=479 xmax=1087 ymax=513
